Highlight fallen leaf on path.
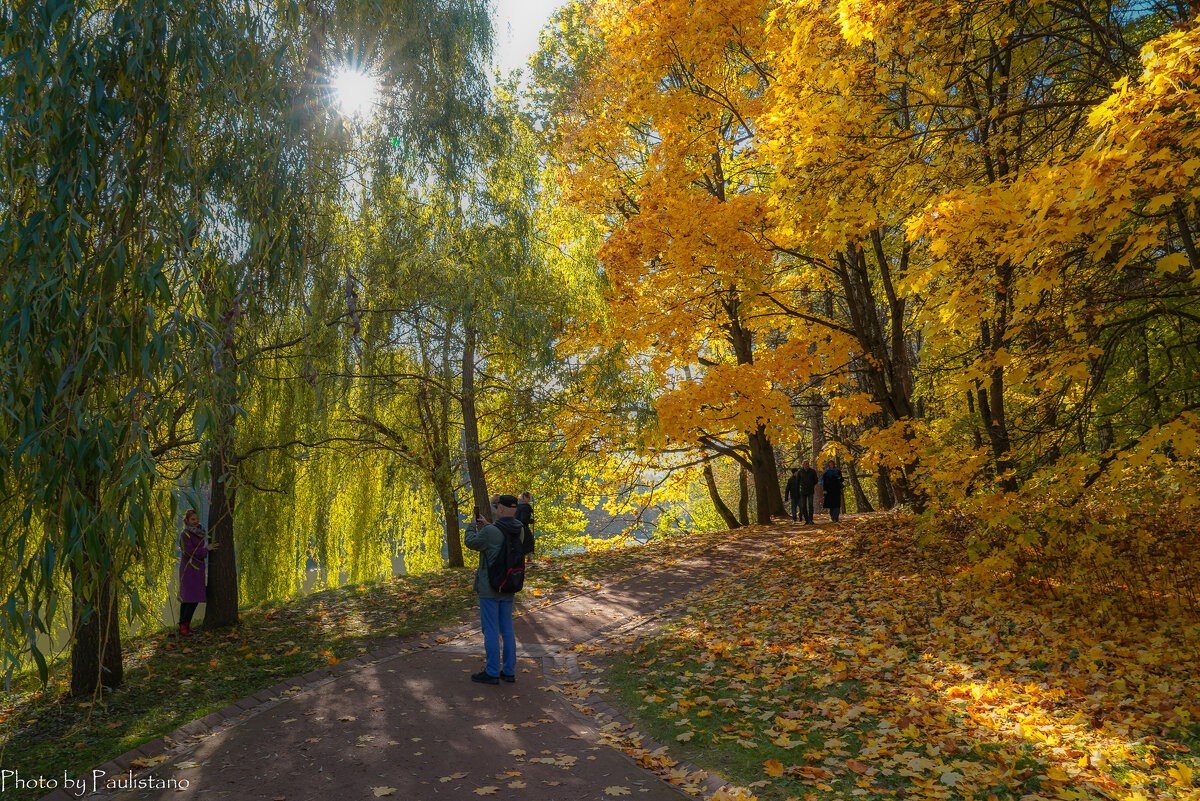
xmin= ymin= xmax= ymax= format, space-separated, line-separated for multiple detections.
xmin=472 ymin=788 xmax=498 ymax=796
xmin=604 ymin=787 xmax=631 ymax=796
xmin=371 ymin=788 xmax=395 ymax=797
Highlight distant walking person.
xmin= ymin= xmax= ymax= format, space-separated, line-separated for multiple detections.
xmin=465 ymin=494 xmax=526 ymax=684
xmin=821 ymin=461 xmax=845 ymax=522
xmin=515 ymin=491 xmax=537 ymax=555
xmin=784 ymin=468 xmax=801 ymax=522
xmin=797 ymin=460 xmax=819 ymax=525
xmin=178 ymin=509 xmax=218 ymax=636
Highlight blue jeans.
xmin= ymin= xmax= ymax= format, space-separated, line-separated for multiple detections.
xmin=479 ymin=596 xmax=515 ymax=677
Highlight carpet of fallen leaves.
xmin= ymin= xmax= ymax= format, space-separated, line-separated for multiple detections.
xmin=586 ymin=516 xmax=1200 ymax=801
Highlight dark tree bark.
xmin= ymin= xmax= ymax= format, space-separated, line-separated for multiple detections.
xmin=737 ymin=466 xmax=751 ymax=526
xmin=876 ymin=466 xmax=896 ymax=510
xmin=205 ymin=447 xmax=240 ymax=627
xmin=847 ymin=460 xmax=874 ymax=514
xmin=70 ymin=559 xmax=123 ymax=696
xmin=460 ymin=325 xmax=491 ymax=520
xmin=702 ymin=454 xmax=741 ymax=530
xmin=723 ymin=297 xmax=785 ymax=523
xmin=416 ymin=382 xmax=463 ymax=567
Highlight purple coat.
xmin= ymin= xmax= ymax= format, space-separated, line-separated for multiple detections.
xmin=179 ymin=525 xmax=209 ymax=603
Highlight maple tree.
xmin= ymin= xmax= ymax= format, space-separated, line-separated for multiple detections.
xmin=540 ymin=0 xmax=1199 ymax=583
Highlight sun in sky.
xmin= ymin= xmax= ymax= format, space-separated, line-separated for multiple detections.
xmin=332 ymin=66 xmax=379 ymax=119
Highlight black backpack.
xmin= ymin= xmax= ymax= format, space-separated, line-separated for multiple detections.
xmin=488 ymin=520 xmax=526 ymax=594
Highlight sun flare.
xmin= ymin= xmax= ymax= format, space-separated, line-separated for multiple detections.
xmin=332 ymin=67 xmax=378 ymax=119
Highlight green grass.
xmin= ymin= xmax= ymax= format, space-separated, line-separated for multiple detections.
xmin=0 ymin=527 xmax=721 ymax=801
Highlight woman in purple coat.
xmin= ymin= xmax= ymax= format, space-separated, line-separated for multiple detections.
xmin=178 ymin=509 xmax=218 ymax=636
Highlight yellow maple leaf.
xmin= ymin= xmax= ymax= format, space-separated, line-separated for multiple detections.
xmin=604 ymin=788 xmax=632 ymax=797
xmin=763 ymin=759 xmax=784 ymax=777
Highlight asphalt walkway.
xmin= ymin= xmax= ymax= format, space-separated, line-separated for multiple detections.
xmin=53 ymin=524 xmax=796 ymax=801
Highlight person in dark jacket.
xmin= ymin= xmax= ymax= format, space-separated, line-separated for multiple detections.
xmin=515 ymin=491 xmax=536 ymax=555
xmin=465 ymin=494 xmax=524 ymax=684
xmin=783 ymin=468 xmax=800 ymax=522
xmin=178 ymin=508 xmax=219 ymax=636
xmin=821 ymin=461 xmax=845 ymax=522
xmin=797 ymin=460 xmax=819 ymax=525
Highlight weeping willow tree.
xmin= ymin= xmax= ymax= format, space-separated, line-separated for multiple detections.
xmin=0 ymin=0 xmax=496 ymax=690
xmin=331 ymin=82 xmax=608 ymax=565
xmin=0 ymin=0 xmax=323 ymax=694
xmin=154 ymin=0 xmax=499 ymax=621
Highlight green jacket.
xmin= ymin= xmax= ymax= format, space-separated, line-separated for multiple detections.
xmin=465 ymin=516 xmax=531 ymax=598
xmin=465 ymin=521 xmax=504 ymax=599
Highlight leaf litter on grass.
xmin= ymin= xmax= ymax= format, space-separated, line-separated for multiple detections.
xmin=582 ymin=517 xmax=1200 ymax=801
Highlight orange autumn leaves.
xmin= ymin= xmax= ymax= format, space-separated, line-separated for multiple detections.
xmin=545 ymin=0 xmax=1200 ymax=527
xmin=598 ymin=518 xmax=1200 ymax=801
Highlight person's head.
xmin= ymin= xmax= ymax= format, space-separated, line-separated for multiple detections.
xmin=520 ymin=491 xmax=532 ymax=503
xmin=494 ymin=494 xmax=519 ymax=519
xmin=184 ymin=508 xmax=199 ymax=527
xmin=825 ymin=460 xmax=835 ymax=469
xmin=802 ymin=460 xmax=811 ymax=468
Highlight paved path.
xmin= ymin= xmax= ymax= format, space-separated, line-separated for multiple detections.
xmin=61 ymin=524 xmax=799 ymax=801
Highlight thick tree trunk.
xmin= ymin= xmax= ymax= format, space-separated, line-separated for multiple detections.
xmin=746 ymin=428 xmax=784 ymax=523
xmin=417 ymin=382 xmax=463 ymax=567
xmin=205 ymin=447 xmax=239 ymax=627
xmin=70 ymin=560 xmax=123 ymax=696
xmin=702 ymin=455 xmax=741 ymax=530
xmin=847 ymin=461 xmax=873 ymax=514
xmin=737 ymin=466 xmax=751 ymax=526
xmin=876 ymin=466 xmax=896 ymax=510
xmin=460 ymin=326 xmax=491 ymax=520
xmin=435 ymin=477 xmax=463 ymax=567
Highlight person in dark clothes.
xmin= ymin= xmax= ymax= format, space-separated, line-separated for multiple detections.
xmin=797 ymin=460 xmax=819 ymax=525
xmin=821 ymin=461 xmax=845 ymax=522
xmin=784 ymin=468 xmax=801 ymax=522
xmin=178 ymin=508 xmax=219 ymax=636
xmin=515 ymin=491 xmax=536 ymax=555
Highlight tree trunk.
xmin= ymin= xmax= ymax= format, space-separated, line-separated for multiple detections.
xmin=847 ymin=461 xmax=873 ymax=514
xmin=70 ymin=559 xmax=123 ymax=696
xmin=876 ymin=466 xmax=896 ymax=510
xmin=205 ymin=447 xmax=240 ymax=627
xmin=811 ymin=402 xmax=825 ymax=510
xmin=702 ymin=455 xmax=741 ymax=530
xmin=417 ymin=382 xmax=463 ymax=567
xmin=435 ymin=477 xmax=463 ymax=568
xmin=460 ymin=326 xmax=491 ymax=520
xmin=737 ymin=466 xmax=751 ymax=526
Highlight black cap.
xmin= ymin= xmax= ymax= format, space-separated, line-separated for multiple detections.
xmin=495 ymin=494 xmax=519 ymax=508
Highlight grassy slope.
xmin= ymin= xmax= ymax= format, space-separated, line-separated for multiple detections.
xmin=586 ymin=516 xmax=1200 ymax=801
